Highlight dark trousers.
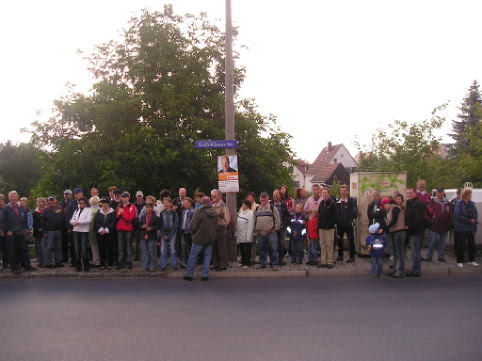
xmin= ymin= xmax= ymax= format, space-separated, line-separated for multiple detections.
xmin=337 ymin=225 xmax=355 ymax=258
xmin=132 ymin=229 xmax=141 ymax=260
xmin=212 ymin=226 xmax=228 ymax=269
xmin=176 ymin=229 xmax=183 ymax=263
xmin=7 ymin=234 xmax=31 ymax=271
xmin=0 ymin=235 xmax=8 ymax=266
xmin=454 ymin=231 xmax=476 ymax=263
xmin=73 ymin=231 xmax=89 ymax=271
xmin=239 ymin=243 xmax=252 ymax=266
xmin=97 ymin=234 xmax=116 ymax=267
xmin=181 ymin=232 xmax=193 ymax=263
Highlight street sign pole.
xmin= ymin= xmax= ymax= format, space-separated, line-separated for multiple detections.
xmin=225 ymin=0 xmax=237 ymax=263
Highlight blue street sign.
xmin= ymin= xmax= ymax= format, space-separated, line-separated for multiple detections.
xmin=195 ymin=140 xmax=238 ymax=149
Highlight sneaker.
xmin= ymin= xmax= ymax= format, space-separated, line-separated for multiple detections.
xmin=468 ymin=262 xmax=479 ymax=267
xmin=422 ymin=257 xmax=432 ymax=261
xmin=326 ymin=264 xmax=334 ymax=269
xmin=438 ymin=258 xmax=446 ymax=262
xmin=457 ymin=263 xmax=463 ymax=268
xmin=241 ymin=265 xmax=249 ymax=269
xmin=389 ymin=255 xmax=394 ymax=261
xmin=406 ymin=272 xmax=421 ymax=277
xmin=272 ymin=266 xmax=278 ymax=271
xmin=183 ymin=276 xmax=193 ymax=281
xmin=316 ymin=264 xmax=327 ymax=268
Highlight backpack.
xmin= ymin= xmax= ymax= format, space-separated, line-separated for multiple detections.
xmin=255 ymin=204 xmax=276 ymax=230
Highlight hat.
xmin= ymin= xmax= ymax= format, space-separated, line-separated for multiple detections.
xmin=64 ymin=189 xmax=73 ymax=195
xmin=114 ymin=189 xmax=123 ymax=195
xmin=380 ymin=198 xmax=390 ymax=206
xmin=48 ymin=195 xmax=57 ymax=200
xmin=121 ymin=192 xmax=130 ymax=198
xmin=368 ymin=223 xmax=380 ymax=234
xmin=436 ymin=187 xmax=445 ymax=192
xmin=100 ymin=197 xmax=110 ymax=204
xmin=136 ymin=191 xmax=144 ymax=197
xmin=260 ymin=191 xmax=269 ymax=197
xmin=74 ymin=188 xmax=83 ymax=194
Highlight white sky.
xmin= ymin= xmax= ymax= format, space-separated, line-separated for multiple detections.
xmin=1 ymin=0 xmax=481 ymax=162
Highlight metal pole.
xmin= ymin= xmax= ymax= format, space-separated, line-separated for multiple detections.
xmin=225 ymin=0 xmax=237 ymax=263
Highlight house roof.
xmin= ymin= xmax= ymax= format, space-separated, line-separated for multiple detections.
xmin=310 ymin=163 xmax=342 ymax=182
xmin=294 ymin=158 xmax=310 ymax=174
xmin=308 ymin=143 xmax=342 ymax=175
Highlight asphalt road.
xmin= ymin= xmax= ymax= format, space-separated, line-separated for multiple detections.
xmin=1 ymin=275 xmax=481 ymax=361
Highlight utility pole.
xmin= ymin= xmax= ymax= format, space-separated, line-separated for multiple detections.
xmin=225 ymin=0 xmax=237 ymax=263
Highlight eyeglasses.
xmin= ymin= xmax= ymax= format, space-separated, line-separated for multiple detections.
xmin=79 ymin=202 xmax=86 ymax=205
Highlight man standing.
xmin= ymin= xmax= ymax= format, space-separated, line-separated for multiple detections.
xmin=336 ymin=185 xmax=358 ymax=262
xmin=317 ymin=189 xmax=337 ymax=269
xmin=0 ymin=191 xmax=36 ymax=275
xmin=183 ymin=196 xmax=218 ymax=281
xmin=271 ymin=189 xmax=291 ymax=265
xmin=59 ymin=189 xmax=74 ymax=264
xmin=243 ymin=192 xmax=259 ymax=264
xmin=303 ymin=184 xmax=323 ymax=220
xmin=66 ymin=188 xmax=84 ymax=267
xmin=132 ymin=191 xmax=145 ymax=261
xmin=110 ymin=189 xmax=123 ymax=210
xmin=116 ymin=192 xmax=137 ymax=270
xmin=173 ymin=188 xmax=195 ymax=265
xmin=42 ymin=196 xmax=65 ymax=268
xmin=415 ymin=179 xmax=431 ymax=206
xmin=254 ymin=191 xmax=280 ymax=271
xmin=423 ymin=187 xmax=452 ymax=262
xmin=405 ymin=187 xmax=427 ymax=277
xmin=210 ymin=189 xmax=230 ymax=271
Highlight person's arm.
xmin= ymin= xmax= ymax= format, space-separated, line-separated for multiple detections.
xmin=350 ymin=198 xmax=358 ymax=220
xmin=273 ymin=206 xmax=281 ymax=232
xmin=70 ymin=210 xmax=79 ymax=225
xmin=149 ymin=215 xmax=160 ymax=232
xmin=77 ymin=209 xmax=93 ymax=225
xmin=246 ymin=212 xmax=255 ymax=241
xmin=385 ymin=207 xmax=401 ymax=231
xmin=190 ymin=213 xmax=199 ymax=236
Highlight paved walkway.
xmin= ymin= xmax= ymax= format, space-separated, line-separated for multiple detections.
xmin=1 ymin=250 xmax=480 ymax=279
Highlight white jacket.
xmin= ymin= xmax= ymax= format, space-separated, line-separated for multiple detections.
xmin=236 ymin=209 xmax=255 ymax=243
xmin=70 ymin=206 xmax=93 ymax=233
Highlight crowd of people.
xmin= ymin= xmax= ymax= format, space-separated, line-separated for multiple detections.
xmin=0 ymin=180 xmax=478 ymax=280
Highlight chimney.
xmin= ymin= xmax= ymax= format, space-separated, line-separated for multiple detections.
xmin=328 ymin=141 xmax=333 ymax=152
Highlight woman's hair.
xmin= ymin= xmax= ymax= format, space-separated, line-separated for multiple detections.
xmin=89 ymin=196 xmax=100 ymax=206
xmin=20 ymin=197 xmax=29 ymax=203
xmin=163 ymin=197 xmax=172 ymax=204
xmin=279 ymin=185 xmax=289 ymax=200
xmin=242 ymin=199 xmax=252 ymax=208
xmin=295 ymin=187 xmax=306 ymax=198
xmin=36 ymin=197 xmax=47 ymax=205
xmin=461 ymin=188 xmax=473 ymax=200
xmin=146 ymin=203 xmax=154 ymax=209
xmin=159 ymin=189 xmax=171 ymax=200
xmin=146 ymin=195 xmax=157 ymax=203
xmin=196 ymin=192 xmax=205 ymax=199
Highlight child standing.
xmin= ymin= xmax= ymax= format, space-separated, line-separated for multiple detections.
xmin=290 ymin=203 xmax=306 ymax=264
xmin=366 ymin=223 xmax=388 ymax=277
xmin=306 ymin=211 xmax=319 ymax=266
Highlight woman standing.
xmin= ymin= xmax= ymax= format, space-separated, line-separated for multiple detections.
xmin=453 ymin=188 xmax=479 ymax=268
xmin=317 ymin=189 xmax=337 ymax=269
xmin=89 ymin=196 xmax=101 ymax=268
xmin=94 ymin=198 xmax=116 ymax=270
xmin=236 ymin=199 xmax=255 ymax=268
xmin=280 ymin=185 xmax=293 ymax=213
xmin=139 ymin=203 xmax=160 ymax=272
xmin=70 ymin=197 xmax=93 ymax=272
xmin=383 ymin=198 xmax=406 ymax=278
xmin=33 ymin=198 xmax=47 ymax=267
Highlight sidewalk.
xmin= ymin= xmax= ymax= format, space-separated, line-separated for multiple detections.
xmin=1 ymin=250 xmax=481 ymax=279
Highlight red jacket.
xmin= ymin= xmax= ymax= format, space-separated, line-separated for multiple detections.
xmin=116 ymin=203 xmax=137 ymax=232
xmin=430 ymin=198 xmax=452 ymax=232
xmin=307 ymin=216 xmax=319 ymax=239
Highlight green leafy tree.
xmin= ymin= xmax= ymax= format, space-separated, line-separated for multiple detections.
xmin=0 ymin=141 xmax=44 ymax=198
xmin=27 ymin=6 xmax=294 ymax=198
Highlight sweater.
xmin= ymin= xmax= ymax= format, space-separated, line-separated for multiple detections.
xmin=116 ymin=203 xmax=137 ymax=232
xmin=307 ymin=216 xmax=319 ymax=239
xmin=42 ymin=205 xmax=64 ymax=232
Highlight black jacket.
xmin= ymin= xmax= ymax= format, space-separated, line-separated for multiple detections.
xmin=367 ymin=200 xmax=387 ymax=228
xmin=42 ymin=205 xmax=65 ymax=232
xmin=139 ymin=212 xmax=160 ymax=240
xmin=93 ymin=209 xmax=117 ymax=235
xmin=318 ymin=198 xmax=337 ymax=230
xmin=336 ymin=197 xmax=358 ymax=227
xmin=270 ymin=200 xmax=291 ymax=229
xmin=405 ymin=197 xmax=426 ymax=236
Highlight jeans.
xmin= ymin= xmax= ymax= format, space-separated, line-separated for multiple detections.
xmin=258 ymin=232 xmax=278 ymax=267
xmin=320 ymin=229 xmax=335 ymax=266
xmin=160 ymin=234 xmax=177 ymax=268
xmin=141 ymin=237 xmax=157 ymax=270
xmin=276 ymin=228 xmax=287 ymax=263
xmin=337 ymin=225 xmax=355 ymax=258
xmin=35 ymin=236 xmax=45 ymax=265
xmin=7 ymin=234 xmax=31 ymax=271
xmin=73 ymin=231 xmax=89 ymax=271
xmin=391 ymin=231 xmax=405 ymax=276
xmin=186 ymin=243 xmax=213 ymax=277
xmin=181 ymin=232 xmax=193 ymax=264
xmin=426 ymin=231 xmax=448 ymax=259
xmin=409 ymin=234 xmax=422 ymax=276
xmin=370 ymin=256 xmax=383 ymax=276
xmin=290 ymin=238 xmax=304 ymax=263
xmin=44 ymin=230 xmax=62 ymax=266
xmin=117 ymin=231 xmax=133 ymax=268
xmin=454 ymin=231 xmax=476 ymax=263
xmin=308 ymin=238 xmax=319 ymax=262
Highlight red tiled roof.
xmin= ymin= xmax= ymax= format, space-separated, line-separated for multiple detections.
xmin=308 ymin=143 xmax=342 ymax=175
xmin=310 ymin=163 xmax=341 ymax=182
xmin=294 ymin=159 xmax=310 ymax=174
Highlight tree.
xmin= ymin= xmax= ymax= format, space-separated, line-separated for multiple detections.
xmin=0 ymin=141 xmax=44 ymax=199
xmin=356 ymin=104 xmax=457 ymax=189
xmin=27 ymin=6 xmax=294 ymax=198
xmin=450 ymin=80 xmax=481 ymax=154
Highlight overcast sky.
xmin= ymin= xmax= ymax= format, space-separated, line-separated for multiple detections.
xmin=1 ymin=0 xmax=481 ymax=162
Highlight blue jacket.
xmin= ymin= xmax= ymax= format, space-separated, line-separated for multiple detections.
xmin=159 ymin=210 xmax=179 ymax=238
xmin=289 ymin=213 xmax=306 ymax=241
xmin=365 ymin=234 xmax=387 ymax=257
xmin=453 ymin=200 xmax=478 ymax=233
xmin=0 ymin=202 xmax=29 ymax=235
